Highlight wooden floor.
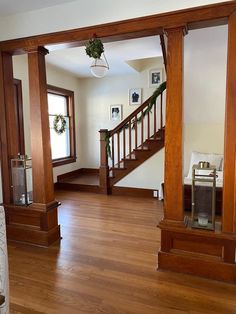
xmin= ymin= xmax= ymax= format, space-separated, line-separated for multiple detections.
xmin=8 ymin=191 xmax=236 ymax=314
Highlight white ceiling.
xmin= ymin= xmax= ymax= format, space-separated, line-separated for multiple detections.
xmin=46 ymin=36 xmax=163 ymax=78
xmin=0 ymin=0 xmax=73 ymax=16
xmin=0 ymin=0 xmax=163 ymax=78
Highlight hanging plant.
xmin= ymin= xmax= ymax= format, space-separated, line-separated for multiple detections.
xmin=85 ymin=37 xmax=104 ymax=59
xmin=53 ymin=114 xmax=67 ymax=135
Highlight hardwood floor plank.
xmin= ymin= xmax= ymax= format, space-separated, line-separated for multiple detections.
xmin=8 ymin=191 xmax=236 ymax=314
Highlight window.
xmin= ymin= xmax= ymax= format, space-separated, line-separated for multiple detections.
xmin=47 ymin=85 xmax=76 ymax=167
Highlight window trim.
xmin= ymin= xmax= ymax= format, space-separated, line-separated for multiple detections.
xmin=47 ymin=85 xmax=76 ymax=167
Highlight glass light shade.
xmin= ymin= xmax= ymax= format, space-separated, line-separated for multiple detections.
xmin=90 ymin=58 xmax=109 ymax=78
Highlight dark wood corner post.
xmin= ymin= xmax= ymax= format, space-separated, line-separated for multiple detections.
xmin=0 ymin=51 xmax=17 ymax=204
xmin=223 ymin=10 xmax=236 ymax=236
xmin=162 ymin=26 xmax=187 ymax=224
xmin=99 ymin=129 xmax=109 ymax=194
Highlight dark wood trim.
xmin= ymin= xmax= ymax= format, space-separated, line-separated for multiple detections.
xmin=0 ymin=1 xmax=235 ymax=53
xmin=111 ymin=186 xmax=158 ymax=198
xmin=13 ymin=78 xmax=25 ymax=155
xmin=57 ymin=168 xmax=99 ymax=182
xmin=222 ymin=10 xmax=236 ymax=233
xmin=160 ymin=35 xmax=167 ymax=72
xmin=47 ymin=84 xmax=76 ymax=168
xmin=55 ymin=182 xmax=100 ymax=194
xmin=52 ymin=156 xmax=76 ymax=168
xmin=0 ymin=52 xmax=20 ymax=204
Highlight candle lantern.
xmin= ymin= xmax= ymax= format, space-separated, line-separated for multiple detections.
xmin=191 ymin=162 xmax=216 ymax=230
xmin=11 ymin=155 xmax=33 ymax=206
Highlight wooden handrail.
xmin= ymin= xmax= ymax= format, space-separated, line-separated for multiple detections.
xmin=99 ymin=82 xmax=166 ymax=194
xmin=109 ymin=96 xmax=151 ymax=136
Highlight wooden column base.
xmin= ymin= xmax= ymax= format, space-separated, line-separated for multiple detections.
xmin=158 ymin=218 xmax=236 ymax=283
xmin=4 ymin=201 xmax=61 ymax=246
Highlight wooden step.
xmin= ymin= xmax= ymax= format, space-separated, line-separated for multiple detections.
xmin=109 ymin=129 xmax=165 ymax=186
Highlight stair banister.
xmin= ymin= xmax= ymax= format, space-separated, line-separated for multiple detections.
xmin=99 ymin=82 xmax=166 ymax=194
xmin=109 ymin=96 xmax=151 ymax=137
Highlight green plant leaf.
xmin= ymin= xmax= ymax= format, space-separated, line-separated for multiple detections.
xmin=85 ymin=38 xmax=104 ymax=59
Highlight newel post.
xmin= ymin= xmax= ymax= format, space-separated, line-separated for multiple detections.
xmin=99 ymin=129 xmax=109 ymax=194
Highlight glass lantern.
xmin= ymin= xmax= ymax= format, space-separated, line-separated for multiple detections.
xmin=191 ymin=162 xmax=216 ymax=230
xmin=11 ymin=155 xmax=33 ymax=206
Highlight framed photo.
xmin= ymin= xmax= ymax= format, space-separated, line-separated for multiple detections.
xmin=129 ymin=88 xmax=142 ymax=105
xmin=149 ymin=69 xmax=162 ymax=87
xmin=110 ymin=105 xmax=122 ymax=121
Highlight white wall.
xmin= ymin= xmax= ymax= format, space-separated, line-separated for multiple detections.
xmin=76 ymin=58 xmax=165 ymax=190
xmin=77 ymin=58 xmax=165 ymax=167
xmin=0 ymin=0 xmax=230 ymax=40
xmin=184 ymin=25 xmax=227 ymax=175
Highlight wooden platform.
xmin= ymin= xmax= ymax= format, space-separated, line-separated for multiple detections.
xmin=55 ymin=170 xmax=100 ymax=193
xmin=8 ymin=190 xmax=236 ymax=313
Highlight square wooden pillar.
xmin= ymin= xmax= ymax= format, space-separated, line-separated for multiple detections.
xmin=158 ymin=21 xmax=236 ymax=283
xmin=2 ymin=47 xmax=61 ymax=246
xmin=163 ymin=26 xmax=187 ymax=223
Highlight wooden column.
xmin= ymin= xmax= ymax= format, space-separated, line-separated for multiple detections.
xmin=222 ymin=10 xmax=236 ymax=234
xmin=163 ymin=26 xmax=187 ymax=222
xmin=0 ymin=51 xmax=20 ymax=204
xmin=99 ymin=129 xmax=109 ymax=194
xmin=28 ymin=47 xmax=56 ymax=206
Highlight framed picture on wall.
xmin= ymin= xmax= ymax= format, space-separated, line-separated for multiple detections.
xmin=149 ymin=68 xmax=162 ymax=87
xmin=110 ymin=105 xmax=122 ymax=121
xmin=129 ymin=88 xmax=142 ymax=105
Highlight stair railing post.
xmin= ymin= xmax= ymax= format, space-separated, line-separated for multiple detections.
xmin=99 ymin=129 xmax=109 ymax=194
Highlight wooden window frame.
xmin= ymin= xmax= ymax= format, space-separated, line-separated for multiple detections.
xmin=47 ymin=85 xmax=76 ymax=167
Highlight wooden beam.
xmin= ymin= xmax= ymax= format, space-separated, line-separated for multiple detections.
xmin=0 ymin=1 xmax=235 ymax=53
xmin=222 ymin=10 xmax=236 ymax=233
xmin=163 ymin=26 xmax=186 ymax=222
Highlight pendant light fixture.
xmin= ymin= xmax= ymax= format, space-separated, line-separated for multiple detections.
xmin=85 ymin=35 xmax=109 ymax=78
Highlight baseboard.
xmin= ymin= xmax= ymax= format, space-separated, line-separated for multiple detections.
xmin=57 ymin=168 xmax=99 ymax=182
xmin=111 ymin=186 xmax=158 ymax=198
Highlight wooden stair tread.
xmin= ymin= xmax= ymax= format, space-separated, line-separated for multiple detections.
xmin=108 ymin=128 xmax=165 ymax=185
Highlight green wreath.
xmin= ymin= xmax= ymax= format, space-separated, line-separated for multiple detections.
xmin=53 ymin=114 xmax=67 ymax=135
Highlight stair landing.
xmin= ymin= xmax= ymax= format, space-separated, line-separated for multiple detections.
xmin=55 ymin=172 xmax=100 ymax=193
